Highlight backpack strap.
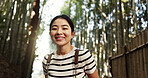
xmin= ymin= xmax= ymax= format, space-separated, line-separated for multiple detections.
xmin=75 ymin=49 xmax=79 ymax=65
xmin=74 ymin=49 xmax=79 ymax=78
xmin=47 ymin=53 xmax=53 ymax=63
xmin=45 ymin=53 xmax=53 ymax=78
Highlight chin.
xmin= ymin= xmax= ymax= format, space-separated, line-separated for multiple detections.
xmin=55 ymin=42 xmax=65 ymax=46
xmin=56 ymin=42 xmax=70 ymax=47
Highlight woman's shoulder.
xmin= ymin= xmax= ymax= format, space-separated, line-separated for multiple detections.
xmin=78 ymin=48 xmax=89 ymax=52
xmin=42 ymin=53 xmax=54 ymax=62
xmin=75 ymin=48 xmax=90 ymax=56
xmin=43 ymin=53 xmax=52 ymax=58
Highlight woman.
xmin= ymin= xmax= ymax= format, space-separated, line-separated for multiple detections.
xmin=42 ymin=14 xmax=99 ymax=78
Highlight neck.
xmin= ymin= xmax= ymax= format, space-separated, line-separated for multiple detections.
xmin=56 ymin=44 xmax=73 ymax=55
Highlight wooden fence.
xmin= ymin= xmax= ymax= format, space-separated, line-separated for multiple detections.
xmin=109 ymin=28 xmax=148 ymax=78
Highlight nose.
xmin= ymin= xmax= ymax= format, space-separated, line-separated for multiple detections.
xmin=57 ymin=28 xmax=62 ymax=35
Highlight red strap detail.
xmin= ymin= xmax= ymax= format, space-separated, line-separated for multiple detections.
xmin=75 ymin=49 xmax=79 ymax=65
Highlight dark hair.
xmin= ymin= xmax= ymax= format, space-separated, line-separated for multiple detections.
xmin=49 ymin=14 xmax=74 ymax=32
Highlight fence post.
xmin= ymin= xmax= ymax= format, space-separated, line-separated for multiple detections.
xmin=109 ymin=57 xmax=113 ymax=78
xmin=123 ymin=45 xmax=128 ymax=78
xmin=143 ymin=29 xmax=148 ymax=78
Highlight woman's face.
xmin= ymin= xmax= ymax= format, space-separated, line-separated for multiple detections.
xmin=50 ymin=18 xmax=75 ymax=46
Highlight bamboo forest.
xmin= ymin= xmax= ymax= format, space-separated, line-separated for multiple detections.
xmin=0 ymin=0 xmax=147 ymax=78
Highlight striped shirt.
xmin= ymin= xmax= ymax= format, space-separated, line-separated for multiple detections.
xmin=42 ymin=47 xmax=96 ymax=78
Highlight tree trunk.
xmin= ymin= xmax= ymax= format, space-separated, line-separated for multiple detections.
xmin=115 ymin=0 xmax=120 ymax=53
xmin=132 ymin=0 xmax=138 ymax=35
xmin=124 ymin=2 xmax=130 ymax=45
xmin=2 ymin=1 xmax=15 ymax=55
xmin=21 ymin=0 xmax=40 ymax=78
xmin=147 ymin=0 xmax=148 ymax=26
xmin=119 ymin=0 xmax=124 ymax=46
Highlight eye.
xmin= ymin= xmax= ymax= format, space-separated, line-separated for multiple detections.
xmin=51 ymin=27 xmax=57 ymax=30
xmin=63 ymin=28 xmax=68 ymax=30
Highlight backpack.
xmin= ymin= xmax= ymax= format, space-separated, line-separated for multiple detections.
xmin=45 ymin=49 xmax=79 ymax=78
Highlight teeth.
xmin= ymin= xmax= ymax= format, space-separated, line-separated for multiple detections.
xmin=57 ymin=37 xmax=64 ymax=39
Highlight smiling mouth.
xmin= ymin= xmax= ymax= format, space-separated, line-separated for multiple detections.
xmin=55 ymin=37 xmax=64 ymax=41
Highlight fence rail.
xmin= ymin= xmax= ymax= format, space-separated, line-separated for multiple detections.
xmin=109 ymin=28 xmax=148 ymax=78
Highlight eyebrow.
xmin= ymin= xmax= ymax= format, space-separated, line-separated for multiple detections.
xmin=62 ymin=25 xmax=69 ymax=27
xmin=51 ymin=25 xmax=57 ymax=27
xmin=51 ymin=25 xmax=69 ymax=27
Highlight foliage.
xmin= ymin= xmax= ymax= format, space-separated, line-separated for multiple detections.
xmin=0 ymin=0 xmax=34 ymax=65
xmin=61 ymin=0 xmax=147 ymax=77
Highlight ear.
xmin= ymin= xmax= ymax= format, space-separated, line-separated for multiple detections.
xmin=71 ymin=31 xmax=75 ymax=38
